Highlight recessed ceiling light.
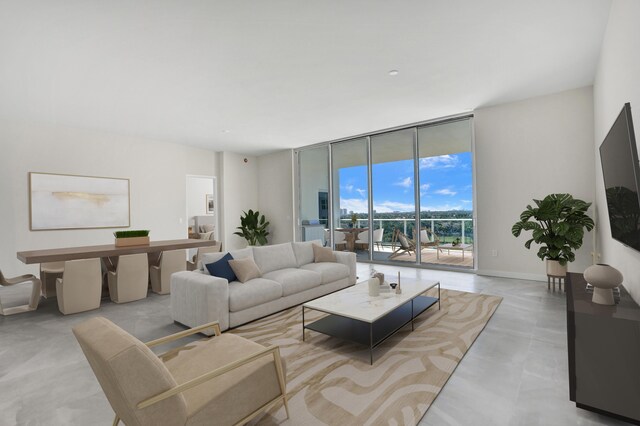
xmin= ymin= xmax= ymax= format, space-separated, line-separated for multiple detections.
xmin=222 ymin=129 xmax=231 ymax=133
xmin=388 ymin=70 xmax=399 ymax=76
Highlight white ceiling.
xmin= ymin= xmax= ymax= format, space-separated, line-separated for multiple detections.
xmin=0 ymin=0 xmax=612 ymax=154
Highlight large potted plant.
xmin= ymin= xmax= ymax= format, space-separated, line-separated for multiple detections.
xmin=512 ymin=193 xmax=594 ymax=276
xmin=234 ymin=209 xmax=270 ymax=246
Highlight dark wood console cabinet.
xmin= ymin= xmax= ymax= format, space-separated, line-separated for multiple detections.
xmin=566 ymin=272 xmax=640 ymax=424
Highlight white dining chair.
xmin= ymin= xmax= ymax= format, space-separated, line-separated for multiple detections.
xmin=56 ymin=258 xmax=102 ymax=315
xmin=150 ymin=250 xmax=187 ymax=294
xmin=107 ymin=253 xmax=149 ymax=304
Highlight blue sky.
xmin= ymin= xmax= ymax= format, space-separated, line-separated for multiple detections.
xmin=339 ymin=152 xmax=473 ymax=213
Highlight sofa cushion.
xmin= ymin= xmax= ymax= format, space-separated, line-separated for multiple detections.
xmin=292 ymin=240 xmax=322 ymax=267
xmin=228 ymin=257 xmax=262 ymax=283
xmin=313 ymin=244 xmax=337 ymax=263
xmin=252 ymin=243 xmax=297 ymax=274
xmin=228 ymin=278 xmax=283 ymax=312
xmin=205 ymin=253 xmax=237 ymax=282
xmin=300 ymin=262 xmax=350 ymax=284
xmin=201 ymin=248 xmax=253 ymax=273
xmin=262 ymin=268 xmax=321 ymax=297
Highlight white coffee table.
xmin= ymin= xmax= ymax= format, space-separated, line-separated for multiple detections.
xmin=302 ymin=279 xmax=440 ymax=364
xmin=437 ymin=243 xmax=473 ymax=260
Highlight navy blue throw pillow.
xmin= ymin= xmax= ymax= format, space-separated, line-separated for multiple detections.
xmin=205 ymin=253 xmax=237 ymax=282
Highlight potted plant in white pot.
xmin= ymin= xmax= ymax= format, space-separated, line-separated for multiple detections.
xmin=512 ymin=193 xmax=594 ymax=277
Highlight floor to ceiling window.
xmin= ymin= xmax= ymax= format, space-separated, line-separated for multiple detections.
xmin=331 ymin=138 xmax=369 ymax=252
xmin=418 ymin=119 xmax=474 ymax=268
xmin=296 ymin=115 xmax=474 ymax=269
xmin=370 ymin=129 xmax=417 ymax=263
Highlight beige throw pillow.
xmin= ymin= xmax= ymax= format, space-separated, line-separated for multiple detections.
xmin=228 ymin=257 xmax=262 ymax=283
xmin=313 ymin=244 xmax=337 ymax=263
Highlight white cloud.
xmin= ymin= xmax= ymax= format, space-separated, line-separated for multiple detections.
xmin=461 ymin=199 xmax=472 ymax=203
xmin=343 ymin=184 xmax=354 ymax=192
xmin=422 ymin=204 xmax=464 ymax=211
xmin=339 ymin=198 xmax=368 ymax=213
xmin=393 ymin=177 xmax=412 ymax=188
xmin=419 ymin=155 xmax=459 ymax=169
xmin=375 ymin=201 xmax=415 ymax=213
xmin=420 ymin=183 xmax=430 ymax=191
xmin=341 ymin=199 xmax=469 ymax=213
xmin=355 ymin=188 xmax=367 ymax=197
xmin=435 ymin=188 xmax=457 ymax=196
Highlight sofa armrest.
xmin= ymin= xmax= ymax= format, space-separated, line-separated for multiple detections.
xmin=170 ymin=271 xmax=230 ymax=333
xmin=334 ymin=251 xmax=357 ymax=284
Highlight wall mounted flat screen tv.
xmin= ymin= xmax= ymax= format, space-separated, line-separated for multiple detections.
xmin=599 ymin=102 xmax=640 ymax=251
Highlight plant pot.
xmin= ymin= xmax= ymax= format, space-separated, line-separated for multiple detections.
xmin=584 ymin=264 xmax=623 ymax=305
xmin=546 ymin=260 xmax=567 ymax=277
xmin=115 ymin=236 xmax=150 ymax=247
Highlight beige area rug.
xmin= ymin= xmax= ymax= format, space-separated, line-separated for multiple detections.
xmin=231 ymin=289 xmax=502 ymax=426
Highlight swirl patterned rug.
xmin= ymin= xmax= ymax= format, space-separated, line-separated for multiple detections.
xmin=231 ymin=288 xmax=502 ymax=426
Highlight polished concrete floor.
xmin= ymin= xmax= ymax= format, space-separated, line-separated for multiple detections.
xmin=0 ymin=263 xmax=630 ymax=426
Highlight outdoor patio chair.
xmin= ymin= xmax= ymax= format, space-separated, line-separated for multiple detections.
xmin=389 ymin=230 xmax=416 ymax=259
xmin=334 ymin=231 xmax=347 ymax=251
xmin=373 ymin=228 xmax=384 ymax=249
xmin=354 ymin=230 xmax=369 ymax=251
xmin=418 ymin=229 xmax=440 ymax=250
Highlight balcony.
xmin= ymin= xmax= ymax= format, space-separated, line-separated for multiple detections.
xmin=336 ymin=217 xmax=474 ymax=268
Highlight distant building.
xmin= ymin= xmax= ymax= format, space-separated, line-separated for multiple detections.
xmin=340 ymin=208 xmax=347 ymax=216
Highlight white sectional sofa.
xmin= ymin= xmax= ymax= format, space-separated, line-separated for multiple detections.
xmin=170 ymin=241 xmax=356 ymax=333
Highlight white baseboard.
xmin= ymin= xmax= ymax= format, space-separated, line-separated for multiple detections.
xmin=476 ymin=269 xmax=547 ymax=282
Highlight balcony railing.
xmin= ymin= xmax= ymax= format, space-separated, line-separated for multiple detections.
xmin=338 ymin=217 xmax=474 ymax=244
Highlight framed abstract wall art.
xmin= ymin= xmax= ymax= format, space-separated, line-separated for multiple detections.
xmin=29 ymin=172 xmax=130 ymax=230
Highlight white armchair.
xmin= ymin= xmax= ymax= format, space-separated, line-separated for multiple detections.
xmin=355 ymin=230 xmax=369 ymax=251
xmin=373 ymin=228 xmax=384 ymax=249
xmin=334 ymin=231 xmax=347 ymax=251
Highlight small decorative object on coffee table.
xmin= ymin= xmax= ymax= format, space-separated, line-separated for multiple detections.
xmin=368 ymin=277 xmax=380 ymax=296
xmin=583 ymin=264 xmax=623 ymax=305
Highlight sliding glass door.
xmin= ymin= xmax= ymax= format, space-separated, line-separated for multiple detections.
xmin=331 ymin=138 xmax=369 ymax=253
xmin=296 ymin=115 xmax=475 ymax=269
xmin=371 ymin=129 xmax=416 ymax=263
xmin=418 ymin=119 xmax=474 ymax=268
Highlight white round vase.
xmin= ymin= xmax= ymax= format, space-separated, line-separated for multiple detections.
xmin=583 ymin=264 xmax=623 ymax=305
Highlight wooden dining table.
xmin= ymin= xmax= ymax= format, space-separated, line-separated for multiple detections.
xmin=335 ymin=228 xmax=368 ymax=252
xmin=17 ymin=239 xmax=219 ymax=264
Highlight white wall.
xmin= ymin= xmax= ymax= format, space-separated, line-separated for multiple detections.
xmin=593 ymin=0 xmax=640 ymax=303
xmin=220 ymin=152 xmax=258 ymax=250
xmin=475 ymin=87 xmax=596 ymax=281
xmin=0 ymin=119 xmax=217 ymax=277
xmin=257 ymin=150 xmax=294 ymax=244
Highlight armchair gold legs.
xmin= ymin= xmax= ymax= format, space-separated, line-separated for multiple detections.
xmin=0 ymin=270 xmax=41 ymax=315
